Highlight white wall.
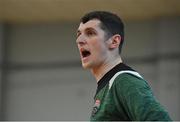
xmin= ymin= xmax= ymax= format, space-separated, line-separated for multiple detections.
xmin=5 ymin=68 xmax=96 ymax=120
xmin=156 ymin=18 xmax=180 ymax=119
xmin=0 ymin=24 xmax=3 ymax=119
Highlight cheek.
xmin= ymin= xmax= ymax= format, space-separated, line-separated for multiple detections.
xmin=90 ymin=40 xmax=107 ymax=56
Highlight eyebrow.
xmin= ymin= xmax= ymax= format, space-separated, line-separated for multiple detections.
xmin=85 ymin=27 xmax=96 ymax=32
xmin=77 ymin=27 xmax=96 ymax=34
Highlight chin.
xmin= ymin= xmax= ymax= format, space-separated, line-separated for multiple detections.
xmin=82 ymin=64 xmax=90 ymax=69
xmin=82 ymin=62 xmax=93 ymax=69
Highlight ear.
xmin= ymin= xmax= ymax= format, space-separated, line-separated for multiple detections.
xmin=108 ymin=34 xmax=121 ymax=49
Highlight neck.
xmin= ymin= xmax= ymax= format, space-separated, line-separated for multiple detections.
xmin=91 ymin=57 xmax=122 ymax=82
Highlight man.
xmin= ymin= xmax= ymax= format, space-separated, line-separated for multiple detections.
xmin=76 ymin=11 xmax=171 ymax=121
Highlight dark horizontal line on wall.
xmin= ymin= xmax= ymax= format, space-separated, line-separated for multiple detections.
xmin=0 ymin=53 xmax=180 ymax=70
xmin=1 ymin=60 xmax=82 ymax=70
xmin=124 ymin=53 xmax=180 ymax=64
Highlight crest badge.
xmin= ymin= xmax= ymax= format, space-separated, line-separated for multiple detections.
xmin=91 ymin=99 xmax=101 ymax=117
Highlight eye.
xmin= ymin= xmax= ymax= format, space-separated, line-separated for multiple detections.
xmin=86 ymin=30 xmax=96 ymax=37
xmin=76 ymin=31 xmax=81 ymax=38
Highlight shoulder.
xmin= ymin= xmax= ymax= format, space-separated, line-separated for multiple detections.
xmin=110 ymin=71 xmax=149 ymax=87
xmin=111 ymin=73 xmax=151 ymax=94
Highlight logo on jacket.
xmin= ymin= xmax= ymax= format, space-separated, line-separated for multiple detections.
xmin=91 ymin=99 xmax=101 ymax=117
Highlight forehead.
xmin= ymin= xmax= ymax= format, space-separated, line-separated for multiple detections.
xmin=78 ymin=19 xmax=101 ymax=31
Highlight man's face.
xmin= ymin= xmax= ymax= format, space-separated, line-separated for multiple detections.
xmin=76 ymin=19 xmax=109 ymax=69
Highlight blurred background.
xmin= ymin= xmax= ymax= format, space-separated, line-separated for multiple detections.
xmin=0 ymin=0 xmax=180 ymax=120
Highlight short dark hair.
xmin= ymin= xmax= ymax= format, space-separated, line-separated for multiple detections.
xmin=80 ymin=11 xmax=124 ymax=53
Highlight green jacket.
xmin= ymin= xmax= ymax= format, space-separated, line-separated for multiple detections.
xmin=90 ymin=63 xmax=171 ymax=121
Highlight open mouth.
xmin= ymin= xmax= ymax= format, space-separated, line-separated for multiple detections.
xmin=81 ymin=49 xmax=91 ymax=58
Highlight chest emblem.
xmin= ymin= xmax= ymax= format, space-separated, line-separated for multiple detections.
xmin=91 ymin=99 xmax=101 ymax=117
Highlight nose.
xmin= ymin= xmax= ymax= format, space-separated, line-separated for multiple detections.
xmin=76 ymin=35 xmax=87 ymax=46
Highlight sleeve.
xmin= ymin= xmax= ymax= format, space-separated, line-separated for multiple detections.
xmin=112 ymin=73 xmax=172 ymax=121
